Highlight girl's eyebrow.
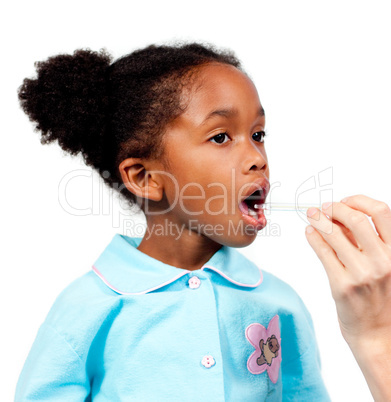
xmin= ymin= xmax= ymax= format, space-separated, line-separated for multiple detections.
xmin=200 ymin=106 xmax=265 ymax=126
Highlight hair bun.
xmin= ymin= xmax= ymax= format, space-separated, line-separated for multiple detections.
xmin=18 ymin=49 xmax=112 ymax=167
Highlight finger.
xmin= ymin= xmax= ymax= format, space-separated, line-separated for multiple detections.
xmin=341 ymin=195 xmax=391 ymax=245
xmin=333 ymin=220 xmax=359 ymax=248
xmin=305 ymin=225 xmax=347 ymax=288
xmin=307 ymin=207 xmax=360 ymax=266
xmin=321 ymin=202 xmax=383 ymax=254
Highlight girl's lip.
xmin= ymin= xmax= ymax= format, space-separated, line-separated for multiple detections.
xmin=240 ymin=179 xmax=270 ymax=205
xmin=239 ymin=201 xmax=267 ymax=230
xmin=236 ymin=177 xmax=270 ymax=230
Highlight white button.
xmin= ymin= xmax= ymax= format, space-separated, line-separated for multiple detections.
xmin=201 ymin=355 xmax=215 ymax=368
xmin=188 ymin=276 xmax=201 ymax=289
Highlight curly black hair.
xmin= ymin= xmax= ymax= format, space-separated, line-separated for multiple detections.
xmin=18 ymin=43 xmax=241 ymax=206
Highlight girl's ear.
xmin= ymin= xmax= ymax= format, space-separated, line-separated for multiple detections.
xmin=118 ymin=158 xmax=164 ymax=202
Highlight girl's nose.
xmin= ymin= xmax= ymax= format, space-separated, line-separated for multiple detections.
xmin=243 ymin=142 xmax=268 ymax=173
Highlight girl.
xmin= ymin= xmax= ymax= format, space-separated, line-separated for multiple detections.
xmin=15 ymin=43 xmax=391 ymax=401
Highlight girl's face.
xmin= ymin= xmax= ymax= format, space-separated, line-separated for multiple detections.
xmin=155 ymin=63 xmax=270 ymax=248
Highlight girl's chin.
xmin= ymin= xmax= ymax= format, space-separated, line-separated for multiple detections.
xmin=209 ymin=223 xmax=264 ymax=248
xmin=220 ymin=234 xmax=259 ymax=248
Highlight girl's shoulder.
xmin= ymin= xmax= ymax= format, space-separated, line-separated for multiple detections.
xmin=43 ymin=270 xmax=118 ymax=332
xmin=253 ymin=267 xmax=314 ymax=322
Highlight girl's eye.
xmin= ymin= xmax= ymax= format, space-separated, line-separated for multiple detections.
xmin=252 ymin=131 xmax=266 ymax=143
xmin=209 ymin=133 xmax=229 ymax=144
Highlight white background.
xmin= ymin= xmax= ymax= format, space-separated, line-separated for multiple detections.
xmin=2 ymin=1 xmax=391 ymax=400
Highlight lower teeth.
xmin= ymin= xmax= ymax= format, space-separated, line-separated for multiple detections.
xmin=248 ymin=209 xmax=258 ymax=218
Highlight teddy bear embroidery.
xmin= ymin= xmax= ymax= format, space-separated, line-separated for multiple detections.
xmin=245 ymin=315 xmax=281 ymax=383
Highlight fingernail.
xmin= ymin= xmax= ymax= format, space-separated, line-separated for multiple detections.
xmin=307 ymin=207 xmax=318 ymax=217
xmin=306 ymin=225 xmax=315 ymax=234
xmin=341 ymin=197 xmax=349 ymax=203
xmin=322 ymin=202 xmax=332 ymax=210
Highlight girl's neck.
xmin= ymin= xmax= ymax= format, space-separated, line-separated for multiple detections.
xmin=137 ymin=219 xmax=222 ymax=271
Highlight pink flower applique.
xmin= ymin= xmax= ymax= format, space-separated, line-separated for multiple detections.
xmin=245 ymin=315 xmax=281 ymax=383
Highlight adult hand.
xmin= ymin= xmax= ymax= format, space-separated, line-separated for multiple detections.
xmin=305 ymin=195 xmax=391 ymax=401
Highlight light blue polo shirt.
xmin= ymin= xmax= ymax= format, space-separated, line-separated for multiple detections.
xmin=16 ymin=234 xmax=330 ymax=401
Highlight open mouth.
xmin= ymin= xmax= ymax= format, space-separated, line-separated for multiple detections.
xmin=239 ymin=188 xmax=268 ymax=229
xmin=240 ymin=189 xmax=265 ymax=216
